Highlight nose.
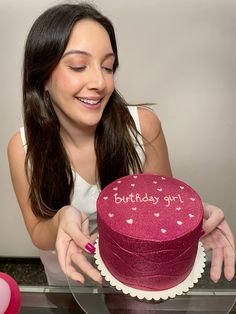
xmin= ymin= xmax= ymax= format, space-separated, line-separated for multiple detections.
xmin=87 ymin=66 xmax=106 ymax=91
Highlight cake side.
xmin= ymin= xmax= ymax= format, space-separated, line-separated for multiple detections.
xmin=97 ymin=173 xmax=204 ymax=291
xmin=98 ymin=213 xmax=202 ymax=290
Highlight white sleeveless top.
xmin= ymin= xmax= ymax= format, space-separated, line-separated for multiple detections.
xmin=20 ymin=105 xmax=145 ymax=285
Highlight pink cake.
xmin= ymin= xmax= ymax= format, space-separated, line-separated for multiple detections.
xmin=97 ymin=174 xmax=204 ymax=291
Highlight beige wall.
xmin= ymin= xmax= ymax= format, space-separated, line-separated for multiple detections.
xmin=1 ymin=0 xmax=235 ymax=256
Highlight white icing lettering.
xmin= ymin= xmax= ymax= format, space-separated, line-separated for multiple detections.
xmin=114 ymin=193 xmax=159 ymax=205
xmin=178 ymin=194 xmax=184 ymax=203
xmin=164 ymin=194 xmax=184 ymax=207
xmin=114 ymin=193 xmax=128 ymax=204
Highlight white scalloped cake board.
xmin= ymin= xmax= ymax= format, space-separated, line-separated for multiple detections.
xmin=94 ymin=240 xmax=206 ymax=301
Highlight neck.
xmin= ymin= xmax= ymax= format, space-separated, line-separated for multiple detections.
xmin=59 ymin=123 xmax=96 ymax=148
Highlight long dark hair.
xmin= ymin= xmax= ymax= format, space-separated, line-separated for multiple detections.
xmin=23 ymin=3 xmax=145 ymax=218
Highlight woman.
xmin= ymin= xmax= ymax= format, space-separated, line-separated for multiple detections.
xmin=8 ymin=3 xmax=235 ymax=286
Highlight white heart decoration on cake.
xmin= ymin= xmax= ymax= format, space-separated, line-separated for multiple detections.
xmin=113 ymin=187 xmax=118 ymax=191
xmin=154 ymin=212 xmax=160 ymax=217
xmin=176 ymin=207 xmax=181 ymax=211
xmin=189 ymin=214 xmax=194 ymax=218
xmin=180 ymin=186 xmax=184 ymax=189
xmin=117 ymin=180 xmax=121 ymax=184
xmin=126 ymin=218 xmax=133 ymax=224
xmin=131 ymin=207 xmax=137 ymax=211
xmin=103 ymin=196 xmax=108 ymax=200
xmin=109 ymin=213 xmax=114 ymax=218
xmin=161 ymin=228 xmax=167 ymax=233
xmin=133 ymin=175 xmax=138 ymax=179
xmin=157 ymin=188 xmax=163 ymax=192
xmin=161 ymin=177 xmax=166 ymax=180
xmin=153 ymin=181 xmax=157 ymax=184
xmin=131 ymin=184 xmax=135 ymax=187
xmin=177 ymin=220 xmax=183 ymax=225
xmin=190 ymin=198 xmax=195 ymax=201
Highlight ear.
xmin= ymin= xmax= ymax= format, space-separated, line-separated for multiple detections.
xmin=44 ymin=77 xmax=50 ymax=92
xmin=44 ymin=83 xmax=49 ymax=92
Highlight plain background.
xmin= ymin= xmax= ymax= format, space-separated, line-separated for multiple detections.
xmin=1 ymin=0 xmax=235 ymax=256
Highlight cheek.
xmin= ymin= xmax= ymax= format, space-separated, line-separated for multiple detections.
xmin=58 ymin=73 xmax=77 ymax=91
xmin=107 ymin=77 xmax=115 ymax=94
xmin=50 ymin=69 xmax=80 ymax=94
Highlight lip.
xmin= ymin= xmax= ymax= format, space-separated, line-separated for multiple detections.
xmin=75 ymin=96 xmax=103 ymax=110
xmin=76 ymin=96 xmax=103 ymax=101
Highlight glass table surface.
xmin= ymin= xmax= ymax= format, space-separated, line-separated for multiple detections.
xmin=19 ymin=225 xmax=236 ymax=313
xmin=20 ymin=282 xmax=236 ymax=313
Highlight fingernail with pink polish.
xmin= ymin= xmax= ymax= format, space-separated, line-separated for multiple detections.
xmin=85 ymin=242 xmax=96 ymax=254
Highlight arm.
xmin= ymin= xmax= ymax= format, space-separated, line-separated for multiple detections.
xmin=7 ymin=132 xmax=59 ymax=250
xmin=7 ymin=132 xmax=102 ymax=283
xmin=137 ymin=106 xmax=172 ymax=176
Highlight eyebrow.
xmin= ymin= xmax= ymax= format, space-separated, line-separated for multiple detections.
xmin=62 ymin=50 xmax=115 ymax=61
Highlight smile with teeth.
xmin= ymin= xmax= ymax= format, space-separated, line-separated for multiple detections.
xmin=77 ymin=97 xmax=101 ymax=105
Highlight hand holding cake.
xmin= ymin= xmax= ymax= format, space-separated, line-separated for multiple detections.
xmin=56 ymin=205 xmax=102 ymax=284
xmin=201 ymin=203 xmax=235 ymax=282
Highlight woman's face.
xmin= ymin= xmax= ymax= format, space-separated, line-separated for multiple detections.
xmin=46 ymin=19 xmax=115 ymax=131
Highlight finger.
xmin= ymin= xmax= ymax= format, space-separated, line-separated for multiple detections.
xmin=71 ymin=252 xmax=103 ymax=283
xmin=210 ymin=247 xmax=224 ymax=282
xmin=90 ymin=232 xmax=98 ymax=243
xmin=203 ymin=204 xmax=224 ymax=234
xmin=56 ymin=230 xmax=72 ymax=274
xmin=66 ymin=261 xmax=85 ymax=283
xmin=81 ymin=217 xmax=90 ymax=238
xmin=68 ymin=222 xmax=96 ymax=254
xmin=65 ymin=241 xmax=86 ymax=283
xmin=223 ymin=245 xmax=236 ymax=281
xmin=217 ymin=221 xmax=235 ymax=250
xmin=201 ymin=236 xmax=213 ymax=251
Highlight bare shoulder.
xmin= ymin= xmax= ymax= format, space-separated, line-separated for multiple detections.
xmin=137 ymin=106 xmax=161 ymax=143
xmin=137 ymin=106 xmax=172 ymax=177
xmin=7 ymin=131 xmax=27 ymax=196
xmin=7 ymin=131 xmax=26 ymax=167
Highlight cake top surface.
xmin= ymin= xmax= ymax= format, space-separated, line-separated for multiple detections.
xmin=97 ymin=174 xmax=204 ymax=241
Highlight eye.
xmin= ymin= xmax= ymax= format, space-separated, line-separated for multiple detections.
xmin=102 ymin=66 xmax=113 ymax=73
xmin=69 ymin=66 xmax=86 ymax=72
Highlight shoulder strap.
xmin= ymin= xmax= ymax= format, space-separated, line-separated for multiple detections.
xmin=127 ymin=105 xmax=145 ymax=167
xmin=127 ymin=105 xmax=142 ymax=134
xmin=20 ymin=127 xmax=27 ymax=152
